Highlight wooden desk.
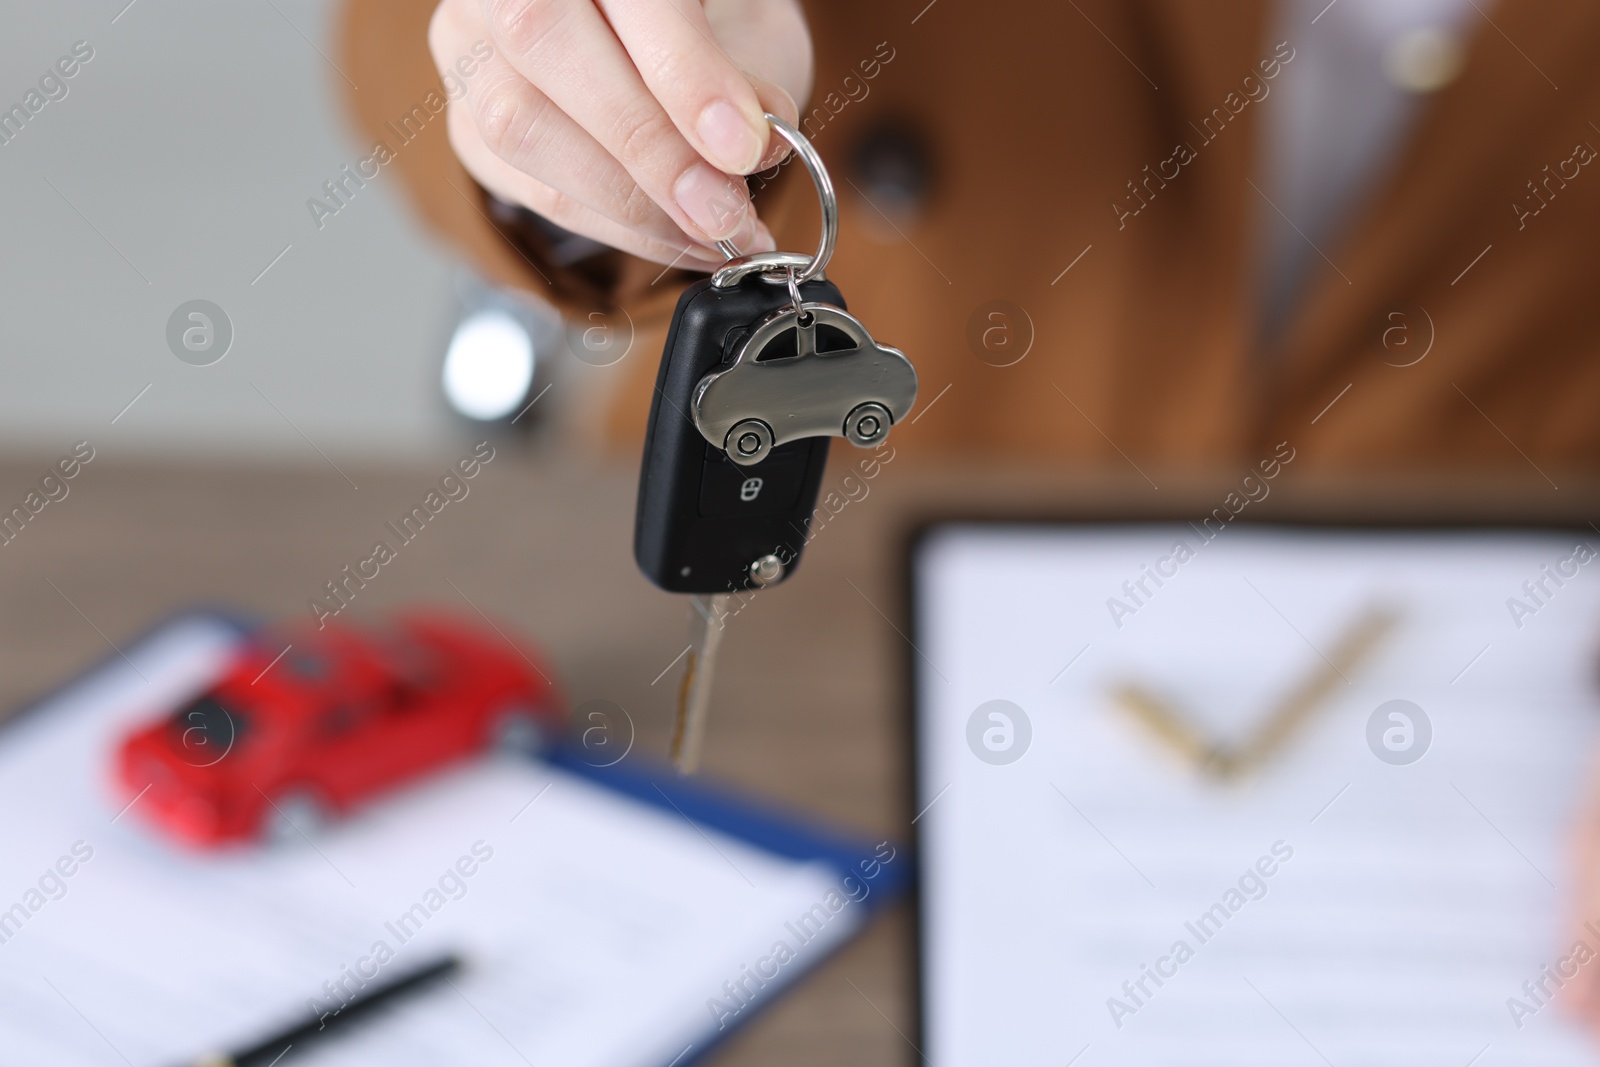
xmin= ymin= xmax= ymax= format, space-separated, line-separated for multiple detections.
xmin=0 ymin=449 xmax=1581 ymax=1064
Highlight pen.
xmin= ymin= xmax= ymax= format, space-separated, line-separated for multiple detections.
xmin=187 ymin=953 xmax=461 ymax=1067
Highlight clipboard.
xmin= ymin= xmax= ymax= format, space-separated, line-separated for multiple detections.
xmin=0 ymin=610 xmax=906 ymax=1067
xmin=905 ymin=517 xmax=1600 ymax=1066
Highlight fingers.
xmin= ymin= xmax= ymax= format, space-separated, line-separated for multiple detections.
xmin=445 ymin=104 xmax=748 ymax=271
xmin=478 ymin=0 xmax=760 ymax=244
xmin=746 ymin=73 xmax=801 ymax=170
xmin=452 ymin=40 xmax=701 ymax=248
xmin=704 ymin=0 xmax=813 ymax=112
xmin=433 ymin=0 xmax=770 ymax=268
xmin=596 ymin=0 xmax=772 ymax=174
xmin=432 ymin=0 xmax=805 ymax=273
xmin=1559 ymin=744 xmax=1600 ymax=1038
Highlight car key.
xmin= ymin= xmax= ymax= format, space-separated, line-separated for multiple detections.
xmin=635 ymin=115 xmax=918 ymax=773
xmin=668 ymin=594 xmax=724 ymax=773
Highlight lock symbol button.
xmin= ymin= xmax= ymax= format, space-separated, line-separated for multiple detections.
xmin=696 ymin=447 xmax=808 ymax=518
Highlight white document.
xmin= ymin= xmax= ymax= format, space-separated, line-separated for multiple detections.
xmin=916 ymin=525 xmax=1600 ymax=1066
xmin=0 ymin=616 xmax=872 ymax=1067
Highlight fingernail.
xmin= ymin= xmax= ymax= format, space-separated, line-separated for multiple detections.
xmin=756 ymin=136 xmax=792 ymax=172
xmin=674 ymin=164 xmax=750 ymax=241
xmin=697 ymin=100 xmax=764 ymax=173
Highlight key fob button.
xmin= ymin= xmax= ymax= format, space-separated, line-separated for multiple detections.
xmin=698 ymin=451 xmax=806 ymax=517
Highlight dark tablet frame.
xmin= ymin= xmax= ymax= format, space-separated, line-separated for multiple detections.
xmin=900 ymin=510 xmax=1598 ymax=1064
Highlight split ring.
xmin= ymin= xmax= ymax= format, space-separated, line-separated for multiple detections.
xmin=712 ymin=113 xmax=838 ymax=289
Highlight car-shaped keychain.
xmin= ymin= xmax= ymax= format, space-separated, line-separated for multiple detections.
xmin=691 ymin=299 xmax=918 ymax=467
xmin=114 ymin=613 xmax=559 ymax=847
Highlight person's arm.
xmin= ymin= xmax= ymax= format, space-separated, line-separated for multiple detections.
xmin=1563 ymin=741 xmax=1600 ymax=1037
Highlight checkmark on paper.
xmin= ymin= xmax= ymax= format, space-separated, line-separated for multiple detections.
xmin=1110 ymin=605 xmax=1400 ymax=782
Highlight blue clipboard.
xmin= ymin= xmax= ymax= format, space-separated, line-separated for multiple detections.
xmin=0 ymin=608 xmax=908 ymax=1067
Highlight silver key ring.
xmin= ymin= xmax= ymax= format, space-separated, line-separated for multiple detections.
xmin=711 ymin=113 xmax=837 ymax=289
xmin=784 ymin=266 xmax=810 ymax=325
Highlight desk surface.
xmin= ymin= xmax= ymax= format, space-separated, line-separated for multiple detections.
xmin=0 ymin=448 xmax=1583 ymax=1065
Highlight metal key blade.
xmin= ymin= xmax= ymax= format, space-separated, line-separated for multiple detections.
xmin=670 ymin=594 xmax=728 ymax=774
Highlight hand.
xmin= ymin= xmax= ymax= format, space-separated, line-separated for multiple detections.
xmin=429 ymin=0 xmax=812 ymax=271
xmin=1563 ymin=741 xmax=1600 ymax=1039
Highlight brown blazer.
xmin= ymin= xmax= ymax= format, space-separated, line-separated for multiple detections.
xmin=339 ymin=0 xmax=1600 ymax=482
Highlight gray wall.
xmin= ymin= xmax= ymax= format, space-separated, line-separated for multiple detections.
xmin=0 ymin=0 xmax=475 ymax=460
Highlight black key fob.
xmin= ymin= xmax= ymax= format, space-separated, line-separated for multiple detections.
xmin=634 ymin=275 xmax=843 ymax=594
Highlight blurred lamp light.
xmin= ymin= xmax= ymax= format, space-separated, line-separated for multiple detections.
xmin=441 ymin=309 xmax=535 ymax=421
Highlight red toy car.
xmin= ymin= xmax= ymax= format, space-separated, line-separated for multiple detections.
xmin=115 ymin=613 xmax=560 ymax=847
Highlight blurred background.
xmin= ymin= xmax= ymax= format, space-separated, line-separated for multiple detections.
xmin=4 ymin=0 xmax=491 ymax=458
